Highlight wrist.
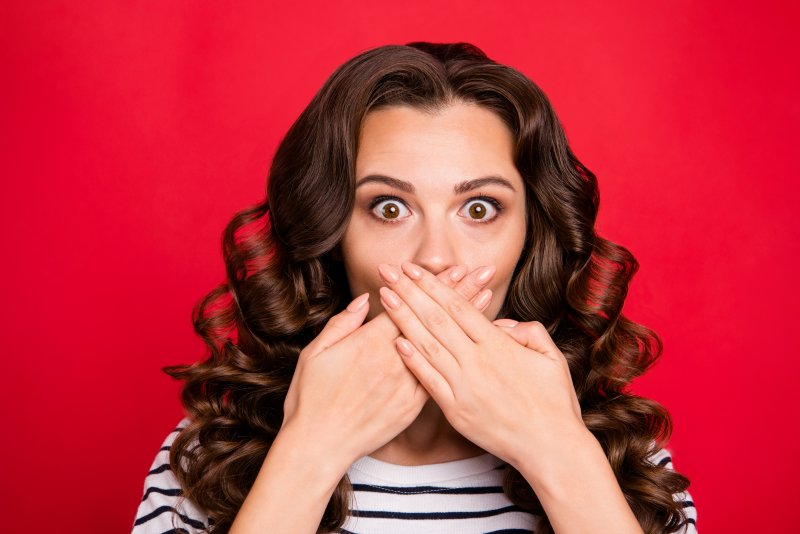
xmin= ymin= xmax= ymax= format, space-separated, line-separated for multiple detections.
xmin=271 ymin=421 xmax=353 ymax=493
xmin=514 ymin=428 xmax=643 ymax=533
xmin=514 ymin=424 xmax=603 ymax=495
xmin=232 ymin=420 xmax=353 ymax=533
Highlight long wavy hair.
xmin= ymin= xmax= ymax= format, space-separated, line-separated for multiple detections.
xmin=163 ymin=41 xmax=692 ymax=533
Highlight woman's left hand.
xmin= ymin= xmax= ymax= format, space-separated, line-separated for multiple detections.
xmin=377 ymin=261 xmax=589 ymax=472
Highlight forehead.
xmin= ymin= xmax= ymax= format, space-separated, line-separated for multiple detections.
xmin=356 ymin=103 xmax=517 ymax=177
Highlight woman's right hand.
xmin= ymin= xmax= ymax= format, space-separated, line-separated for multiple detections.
xmin=279 ymin=265 xmax=496 ymax=472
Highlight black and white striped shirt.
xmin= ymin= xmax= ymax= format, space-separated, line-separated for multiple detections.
xmin=132 ymin=418 xmax=698 ymax=533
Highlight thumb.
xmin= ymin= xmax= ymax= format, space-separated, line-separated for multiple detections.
xmin=492 ymin=319 xmax=529 ymax=345
xmin=303 ymin=292 xmax=370 ymax=358
xmin=492 ymin=319 xmax=560 ymax=358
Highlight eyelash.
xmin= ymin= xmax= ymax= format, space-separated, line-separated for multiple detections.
xmin=367 ymin=195 xmax=505 ymax=225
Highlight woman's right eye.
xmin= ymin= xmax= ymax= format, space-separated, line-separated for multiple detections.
xmin=369 ymin=196 xmax=411 ymax=224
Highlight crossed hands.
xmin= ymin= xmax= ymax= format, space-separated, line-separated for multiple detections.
xmin=281 ymin=262 xmax=586 ymax=475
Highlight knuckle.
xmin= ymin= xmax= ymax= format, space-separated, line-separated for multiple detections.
xmin=450 ymin=273 xmax=479 ymax=298
xmin=424 ymin=310 xmax=447 ymax=328
xmin=418 ymin=276 xmax=438 ymax=294
xmin=437 ymin=271 xmax=456 ymax=287
xmin=449 ymin=408 xmax=467 ymax=430
xmin=422 ymin=339 xmax=441 ymax=357
xmin=446 ymin=298 xmax=466 ymax=317
xmin=324 ymin=314 xmax=345 ymax=330
xmin=529 ymin=320 xmax=547 ymax=335
xmin=332 ymin=313 xmax=359 ymax=332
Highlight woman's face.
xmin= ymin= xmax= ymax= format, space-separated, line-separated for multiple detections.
xmin=340 ymin=101 xmax=528 ymax=321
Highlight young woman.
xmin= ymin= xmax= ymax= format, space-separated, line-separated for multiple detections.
xmin=132 ymin=42 xmax=697 ymax=533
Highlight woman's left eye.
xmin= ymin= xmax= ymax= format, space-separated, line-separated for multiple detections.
xmin=459 ymin=196 xmax=504 ymax=222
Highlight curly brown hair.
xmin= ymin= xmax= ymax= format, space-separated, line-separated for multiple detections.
xmin=162 ymin=41 xmax=692 ymax=533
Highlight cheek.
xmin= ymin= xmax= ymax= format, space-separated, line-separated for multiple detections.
xmin=341 ymin=225 xmax=408 ymax=289
xmin=489 ymin=273 xmax=514 ymax=307
xmin=470 ymin=242 xmax=523 ymax=310
xmin=341 ymin=247 xmax=389 ymax=294
xmin=483 ymin=273 xmax=517 ymax=320
xmin=343 ymin=265 xmax=386 ymax=320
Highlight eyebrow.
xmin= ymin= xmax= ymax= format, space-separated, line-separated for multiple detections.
xmin=355 ymin=174 xmax=517 ymax=195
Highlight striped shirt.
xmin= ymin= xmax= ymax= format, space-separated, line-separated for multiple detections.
xmin=132 ymin=417 xmax=698 ymax=533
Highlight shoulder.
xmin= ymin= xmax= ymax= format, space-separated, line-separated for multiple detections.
xmin=645 ymin=446 xmax=698 ymax=533
xmin=132 ymin=416 xmax=211 ymax=533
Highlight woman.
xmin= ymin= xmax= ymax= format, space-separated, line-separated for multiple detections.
xmin=132 ymin=42 xmax=697 ymax=533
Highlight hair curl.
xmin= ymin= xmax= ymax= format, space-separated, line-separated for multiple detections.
xmin=163 ymin=41 xmax=692 ymax=533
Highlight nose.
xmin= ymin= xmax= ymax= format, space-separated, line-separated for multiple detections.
xmin=410 ymin=218 xmax=459 ymax=276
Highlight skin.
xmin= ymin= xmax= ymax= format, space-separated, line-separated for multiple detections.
xmin=231 ymin=100 xmax=644 ymax=533
xmin=339 ymin=100 xmax=527 ymax=464
xmin=340 ymin=101 xmax=642 ymax=530
xmin=372 ymin=262 xmax=643 ymax=532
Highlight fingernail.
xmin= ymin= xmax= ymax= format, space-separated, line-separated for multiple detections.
xmin=473 ymin=289 xmax=492 ymax=309
xmin=450 ymin=265 xmax=468 ymax=282
xmin=494 ymin=318 xmax=518 ymax=328
xmin=379 ymin=286 xmax=401 ymax=309
xmin=347 ymin=293 xmax=370 ymax=312
xmin=401 ymin=262 xmax=423 ymax=280
xmin=396 ymin=337 xmax=414 ymax=356
xmin=378 ymin=264 xmax=400 ymax=283
xmin=476 ymin=266 xmax=496 ymax=283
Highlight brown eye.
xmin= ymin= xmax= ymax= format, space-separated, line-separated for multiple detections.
xmin=460 ymin=197 xmax=503 ymax=222
xmin=468 ymin=203 xmax=487 ymax=219
xmin=381 ymin=202 xmax=401 ymax=219
xmin=369 ymin=197 xmax=411 ymax=224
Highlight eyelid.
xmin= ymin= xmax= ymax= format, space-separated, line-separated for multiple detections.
xmin=367 ymin=194 xmax=505 ymax=224
xmin=368 ymin=195 xmax=412 ymax=223
xmin=460 ymin=196 xmax=505 ymax=221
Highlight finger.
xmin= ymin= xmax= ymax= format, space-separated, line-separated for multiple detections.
xmin=444 ymin=263 xmax=469 ymax=284
xmin=494 ymin=320 xmax=561 ymax=359
xmin=379 ymin=263 xmax=475 ymax=364
xmin=453 ymin=266 xmax=496 ymax=308
xmin=398 ymin=261 xmax=497 ymax=346
xmin=370 ymin=264 xmax=492 ymax=339
xmin=396 ymin=336 xmax=455 ymax=411
xmin=379 ymin=285 xmax=462 ymax=386
xmin=422 ymin=264 xmax=495 ymax=306
xmin=435 ymin=263 xmax=497 ymax=304
xmin=473 ymin=288 xmax=493 ymax=313
xmin=444 ymin=266 xmax=495 ymax=312
xmin=302 ymin=292 xmax=370 ymax=358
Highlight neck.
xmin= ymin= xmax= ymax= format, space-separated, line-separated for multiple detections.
xmin=368 ymin=398 xmax=486 ymax=465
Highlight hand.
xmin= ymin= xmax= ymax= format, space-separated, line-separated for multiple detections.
xmin=280 ymin=264 xmax=496 ymax=470
xmin=376 ymin=261 xmax=587 ymax=474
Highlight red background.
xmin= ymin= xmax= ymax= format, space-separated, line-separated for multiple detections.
xmin=2 ymin=1 xmax=797 ymax=532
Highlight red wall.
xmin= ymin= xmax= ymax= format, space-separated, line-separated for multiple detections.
xmin=2 ymin=1 xmax=796 ymax=532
